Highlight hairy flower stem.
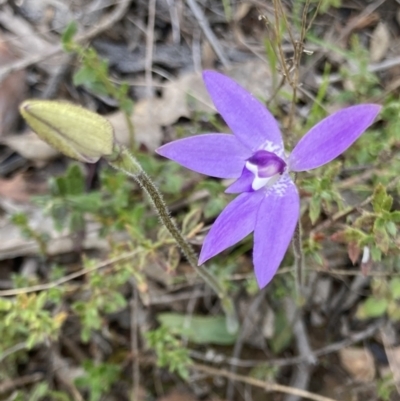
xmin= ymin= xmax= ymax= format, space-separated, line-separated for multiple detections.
xmin=108 ymin=145 xmax=238 ymax=333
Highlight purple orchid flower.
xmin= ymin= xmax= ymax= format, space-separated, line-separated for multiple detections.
xmin=156 ymin=71 xmax=381 ymax=288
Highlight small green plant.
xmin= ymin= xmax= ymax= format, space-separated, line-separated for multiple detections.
xmin=35 ymin=164 xmax=102 ymax=232
xmin=0 ymin=291 xmax=66 ymax=350
xmin=11 ymin=212 xmax=49 ymax=256
xmin=357 ymin=277 xmax=400 ymax=321
xmin=145 ymin=325 xmax=193 ymax=380
xmin=301 ymin=162 xmax=344 ymax=224
xmin=75 ymin=360 xmax=121 ymax=401
xmin=334 ymin=184 xmax=400 ymax=263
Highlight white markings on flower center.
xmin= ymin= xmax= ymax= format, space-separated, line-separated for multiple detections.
xmin=261 ymin=140 xmax=285 ymax=158
xmin=246 ymin=150 xmax=286 ymax=191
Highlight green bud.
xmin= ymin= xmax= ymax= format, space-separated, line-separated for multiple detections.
xmin=20 ymin=100 xmax=114 ymax=163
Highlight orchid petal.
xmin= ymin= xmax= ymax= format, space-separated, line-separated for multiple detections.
xmin=156 ymin=134 xmax=251 ymax=178
xmin=253 ymin=175 xmax=299 ymax=288
xmin=225 ymin=168 xmax=254 ymax=193
xmin=198 ymin=190 xmax=265 ymax=264
xmin=289 ymin=104 xmax=381 ymax=172
xmin=203 ymin=71 xmax=284 ymax=154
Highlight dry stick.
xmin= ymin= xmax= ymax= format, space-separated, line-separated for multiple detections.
xmin=300 ymin=0 xmax=387 ymax=84
xmin=145 ymin=0 xmax=156 ymax=99
xmin=226 ymin=287 xmax=268 ymax=401
xmin=194 ymin=363 xmax=339 ymax=401
xmin=130 ymin=282 xmax=140 ymax=401
xmin=190 ymin=319 xmax=382 ymax=368
xmin=0 ymin=0 xmax=132 ymax=81
xmin=165 ymin=0 xmax=181 ymax=44
xmin=0 ymin=250 xmax=140 ymax=297
xmin=283 ymin=298 xmax=317 ymax=401
xmin=0 ymin=373 xmax=44 ymax=395
xmin=42 ymin=54 xmax=75 ymax=99
xmin=186 ymin=0 xmax=230 ymax=68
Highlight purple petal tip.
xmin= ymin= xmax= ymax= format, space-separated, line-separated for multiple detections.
xmin=289 ymin=104 xmax=382 ymax=172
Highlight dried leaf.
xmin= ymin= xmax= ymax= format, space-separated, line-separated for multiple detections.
xmin=348 ymin=241 xmax=361 ymax=265
xmin=2 ymin=131 xmax=59 ymax=162
xmin=370 ymin=22 xmax=390 ymax=63
xmin=339 ymin=347 xmax=376 ymax=382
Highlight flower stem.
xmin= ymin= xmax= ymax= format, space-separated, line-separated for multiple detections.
xmin=107 ymin=145 xmax=238 ymax=333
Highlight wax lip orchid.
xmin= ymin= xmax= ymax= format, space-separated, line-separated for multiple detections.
xmin=157 ymin=71 xmax=381 ymax=288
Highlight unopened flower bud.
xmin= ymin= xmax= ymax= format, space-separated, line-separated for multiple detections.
xmin=20 ymin=100 xmax=114 ymax=163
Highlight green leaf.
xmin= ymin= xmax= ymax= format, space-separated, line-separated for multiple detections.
xmin=0 ymin=297 xmax=13 ymax=311
xmin=61 ymin=21 xmax=78 ymax=51
xmin=373 ymin=218 xmax=390 ymax=253
xmin=309 ymin=196 xmax=321 ymax=224
xmin=119 ymin=98 xmax=134 ymax=115
xmin=372 ymin=184 xmax=393 ymax=213
xmin=386 ymin=221 xmax=397 ymax=237
xmin=390 ymin=211 xmax=400 ymax=223
xmin=157 ymin=313 xmax=237 ymax=345
xmin=357 ymin=297 xmax=388 ymax=319
xmin=269 ymin=309 xmax=293 ymax=354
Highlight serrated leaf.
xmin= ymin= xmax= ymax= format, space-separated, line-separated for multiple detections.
xmin=372 ymin=184 xmax=392 ymax=213
xmin=157 ymin=313 xmax=237 ymax=345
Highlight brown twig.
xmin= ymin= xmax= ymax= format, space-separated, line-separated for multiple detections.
xmin=0 ymin=373 xmax=44 ymax=394
xmin=186 ymin=0 xmax=230 ymax=68
xmin=226 ymin=287 xmax=268 ymax=401
xmin=190 ymin=319 xmax=382 ymax=368
xmin=130 ymin=281 xmax=140 ymax=401
xmin=0 ymin=250 xmax=140 ymax=297
xmin=145 ymin=0 xmax=156 ymax=98
xmin=194 ymin=363 xmax=339 ymax=401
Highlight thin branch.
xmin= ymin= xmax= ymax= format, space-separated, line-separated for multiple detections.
xmin=193 ymin=363 xmax=339 ymax=401
xmin=0 ymin=250 xmax=140 ymax=297
xmin=186 ymin=0 xmax=230 ymax=68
